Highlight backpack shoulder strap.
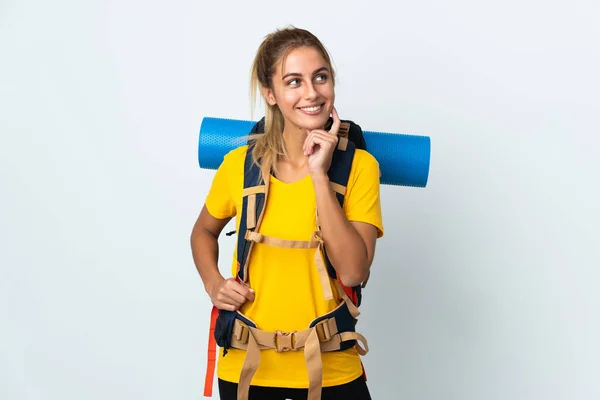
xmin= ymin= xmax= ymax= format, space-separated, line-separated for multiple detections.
xmin=236 ymin=145 xmax=268 ymax=283
xmin=319 ymin=128 xmax=365 ymax=306
xmin=328 ymin=122 xmax=354 ymax=205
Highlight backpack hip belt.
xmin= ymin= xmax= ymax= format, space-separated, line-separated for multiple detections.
xmin=226 ymin=287 xmax=368 ymax=400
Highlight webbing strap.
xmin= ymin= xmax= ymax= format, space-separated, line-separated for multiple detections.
xmin=244 ymin=231 xmax=320 ymax=249
xmin=240 ymin=168 xmax=270 ymax=284
xmin=232 ymin=321 xmax=338 ymax=400
xmin=338 ymin=121 xmax=350 ymax=138
xmin=243 ymin=186 xmax=265 ymax=230
xmin=203 ymin=305 xmax=219 ymax=397
xmin=242 ymin=186 xmax=265 ymax=197
xmin=330 ymin=182 xmax=346 ymax=195
xmin=335 ymin=280 xmax=360 ymax=319
xmin=235 ymin=328 xmax=324 ymax=400
xmin=340 ymin=331 xmax=369 ymax=355
xmin=314 ymin=209 xmax=334 ymax=302
xmin=244 ymin=230 xmax=333 ymax=301
xmin=247 ymin=194 xmax=256 ymax=229
xmin=237 ymin=331 xmax=260 ymax=400
xmin=315 ymin=238 xmax=334 ymax=301
xmin=231 ymin=318 xmax=339 ymax=350
xmin=304 ymin=328 xmax=322 ymax=400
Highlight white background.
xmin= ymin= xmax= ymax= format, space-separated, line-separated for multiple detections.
xmin=1 ymin=0 xmax=599 ymax=399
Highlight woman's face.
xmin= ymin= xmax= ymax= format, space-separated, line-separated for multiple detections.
xmin=263 ymin=46 xmax=335 ymax=133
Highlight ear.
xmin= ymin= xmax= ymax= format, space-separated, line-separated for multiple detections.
xmin=261 ymin=86 xmax=277 ymax=106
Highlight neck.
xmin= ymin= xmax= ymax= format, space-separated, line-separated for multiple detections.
xmin=282 ymin=123 xmax=310 ymax=167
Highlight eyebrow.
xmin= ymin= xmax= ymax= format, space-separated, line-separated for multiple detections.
xmin=282 ymin=66 xmax=329 ymax=80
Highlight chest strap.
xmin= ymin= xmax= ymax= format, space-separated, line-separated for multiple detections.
xmin=244 ymin=230 xmax=334 ymax=301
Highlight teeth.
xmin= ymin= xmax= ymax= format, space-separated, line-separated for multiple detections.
xmin=301 ymin=105 xmax=321 ymax=112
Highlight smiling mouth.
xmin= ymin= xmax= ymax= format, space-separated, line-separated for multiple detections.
xmin=298 ymin=104 xmax=324 ymax=114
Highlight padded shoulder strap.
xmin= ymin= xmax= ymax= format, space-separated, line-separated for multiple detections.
xmin=321 ymin=136 xmax=364 ymax=305
xmin=328 ymin=131 xmax=356 ymax=209
xmin=236 ymin=146 xmax=268 ymax=283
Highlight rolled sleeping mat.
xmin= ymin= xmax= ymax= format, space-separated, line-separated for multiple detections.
xmin=198 ymin=117 xmax=430 ymax=188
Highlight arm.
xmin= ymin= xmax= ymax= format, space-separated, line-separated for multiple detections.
xmin=190 ymin=205 xmax=229 ymax=294
xmin=304 ymin=107 xmax=381 ymax=287
xmin=190 ymin=205 xmax=254 ymax=310
xmin=312 ymin=175 xmax=378 ymax=287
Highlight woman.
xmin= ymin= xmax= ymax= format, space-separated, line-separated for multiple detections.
xmin=191 ymin=26 xmax=384 ymax=400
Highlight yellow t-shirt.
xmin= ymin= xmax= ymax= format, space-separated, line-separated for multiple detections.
xmin=205 ymin=144 xmax=384 ymax=388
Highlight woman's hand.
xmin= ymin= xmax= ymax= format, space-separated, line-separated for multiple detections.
xmin=304 ymin=106 xmax=341 ymax=178
xmin=206 ymin=276 xmax=255 ymax=311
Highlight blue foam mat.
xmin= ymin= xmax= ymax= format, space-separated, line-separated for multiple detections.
xmin=198 ymin=117 xmax=430 ymax=187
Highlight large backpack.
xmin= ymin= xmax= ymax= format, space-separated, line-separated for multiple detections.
xmin=203 ymin=117 xmax=371 ymax=400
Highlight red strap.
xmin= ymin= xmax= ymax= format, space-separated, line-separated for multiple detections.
xmin=361 ymin=361 xmax=367 ymax=381
xmin=339 ymin=279 xmax=358 ymax=306
xmin=203 ymin=306 xmax=219 ymax=397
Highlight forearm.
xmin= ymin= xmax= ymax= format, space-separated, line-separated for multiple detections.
xmin=190 ymin=228 xmax=225 ymax=294
xmin=312 ymin=174 xmax=370 ymax=286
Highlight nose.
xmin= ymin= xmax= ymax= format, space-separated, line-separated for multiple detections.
xmin=303 ymin=81 xmax=318 ymax=100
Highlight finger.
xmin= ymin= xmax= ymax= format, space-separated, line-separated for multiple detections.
xmin=224 ymin=286 xmax=248 ymax=305
xmin=212 ymin=295 xmax=239 ymax=311
xmin=303 ymin=132 xmax=311 ymax=156
xmin=216 ymin=301 xmax=238 ymax=312
xmin=304 ymin=131 xmax=328 ymax=155
xmin=243 ymin=287 xmax=255 ymax=302
xmin=329 ymin=107 xmax=340 ymax=136
xmin=307 ymin=132 xmax=336 ymax=153
xmin=306 ymin=132 xmax=320 ymax=155
xmin=303 ymin=130 xmax=317 ymax=155
xmin=221 ymin=284 xmax=247 ymax=305
xmin=220 ymin=291 xmax=245 ymax=308
xmin=229 ymin=280 xmax=255 ymax=302
xmin=303 ymin=129 xmax=322 ymax=155
xmin=305 ymin=131 xmax=317 ymax=155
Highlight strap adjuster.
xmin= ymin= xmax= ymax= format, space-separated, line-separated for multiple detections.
xmin=274 ymin=330 xmax=297 ymax=352
xmin=315 ymin=319 xmax=332 ymax=342
xmin=233 ymin=322 xmax=249 ymax=344
xmin=245 ymin=231 xmax=264 ymax=243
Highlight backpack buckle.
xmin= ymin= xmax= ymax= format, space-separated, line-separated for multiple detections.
xmin=274 ymin=330 xmax=297 ymax=352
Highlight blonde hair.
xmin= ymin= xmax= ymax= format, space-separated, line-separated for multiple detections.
xmin=249 ymin=26 xmax=336 ymax=177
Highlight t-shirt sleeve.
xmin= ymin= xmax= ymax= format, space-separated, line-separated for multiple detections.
xmin=344 ymin=150 xmax=384 ymax=238
xmin=204 ymin=152 xmax=237 ymax=220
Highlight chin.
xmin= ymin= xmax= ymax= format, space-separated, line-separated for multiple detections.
xmin=301 ymin=119 xmax=328 ymax=131
xmin=294 ymin=109 xmax=331 ymax=131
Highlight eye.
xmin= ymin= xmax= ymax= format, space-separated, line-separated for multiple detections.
xmin=315 ymin=74 xmax=328 ymax=83
xmin=287 ymin=78 xmax=300 ymax=86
